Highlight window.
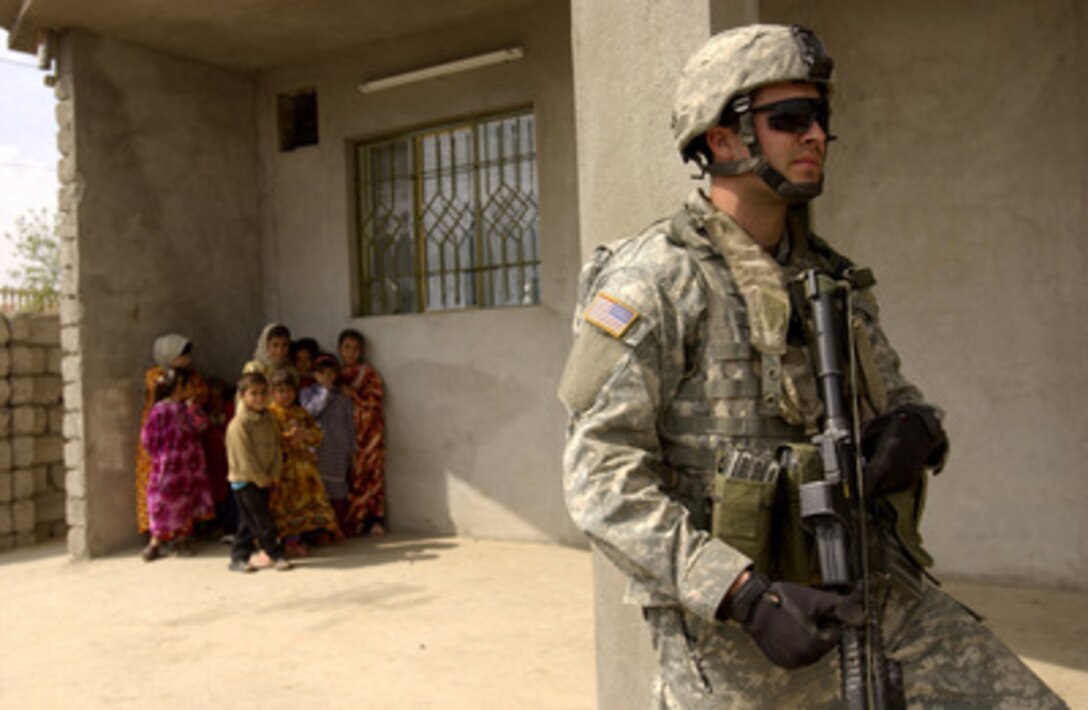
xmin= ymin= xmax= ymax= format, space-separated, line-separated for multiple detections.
xmin=354 ymin=109 xmax=540 ymax=315
xmin=278 ymin=89 xmax=318 ymax=151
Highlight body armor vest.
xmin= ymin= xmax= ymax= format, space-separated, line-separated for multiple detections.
xmin=656 ymin=214 xmax=819 ymax=581
xmin=657 ymin=211 xmax=930 ymax=585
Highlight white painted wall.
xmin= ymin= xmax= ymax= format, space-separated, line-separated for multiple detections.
xmin=255 ymin=1 xmax=583 ymax=545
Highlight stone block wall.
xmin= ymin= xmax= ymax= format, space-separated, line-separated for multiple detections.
xmin=54 ymin=65 xmax=87 ymax=559
xmin=0 ymin=313 xmax=66 ymax=551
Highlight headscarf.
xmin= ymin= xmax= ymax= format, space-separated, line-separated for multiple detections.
xmin=251 ymin=322 xmax=287 ymax=366
xmin=151 ymin=333 xmax=190 ymax=368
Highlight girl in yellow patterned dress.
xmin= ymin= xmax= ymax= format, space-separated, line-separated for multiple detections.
xmin=267 ymin=368 xmax=339 ymax=558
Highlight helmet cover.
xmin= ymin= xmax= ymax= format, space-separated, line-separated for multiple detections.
xmin=672 ymin=24 xmax=833 ymax=159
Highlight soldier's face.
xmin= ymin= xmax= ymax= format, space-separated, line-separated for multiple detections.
xmin=707 ymin=82 xmax=829 ymax=196
xmin=750 ymin=82 xmax=828 ymax=187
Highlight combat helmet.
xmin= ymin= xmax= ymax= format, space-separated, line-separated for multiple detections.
xmin=671 ymin=24 xmax=834 ymax=202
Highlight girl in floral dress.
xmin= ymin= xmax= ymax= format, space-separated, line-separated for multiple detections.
xmin=139 ymin=368 xmax=214 ymax=561
xmin=337 ymin=328 xmax=386 ymax=537
xmin=267 ymin=368 xmax=339 ymax=557
xmin=134 ymin=333 xmax=208 ymax=537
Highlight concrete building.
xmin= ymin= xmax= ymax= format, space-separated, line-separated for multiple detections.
xmin=4 ymin=0 xmax=1085 ymax=706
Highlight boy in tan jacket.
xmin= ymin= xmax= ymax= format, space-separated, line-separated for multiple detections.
xmin=226 ymin=372 xmax=290 ymax=572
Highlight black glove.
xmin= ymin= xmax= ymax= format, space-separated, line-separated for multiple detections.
xmin=724 ymin=571 xmax=865 ymax=670
xmin=861 ymin=403 xmax=948 ymax=498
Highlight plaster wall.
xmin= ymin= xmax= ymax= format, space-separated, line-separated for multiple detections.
xmin=254 ymin=1 xmax=583 ymax=545
xmin=763 ymin=0 xmax=1088 ymax=589
xmin=64 ymin=32 xmax=262 ymax=555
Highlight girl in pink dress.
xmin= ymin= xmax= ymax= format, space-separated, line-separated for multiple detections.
xmin=140 ymin=368 xmax=215 ymax=561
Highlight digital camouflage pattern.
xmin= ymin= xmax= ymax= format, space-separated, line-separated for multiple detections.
xmin=702 ymin=209 xmax=789 ymax=357
xmin=671 ymin=24 xmax=833 ymax=157
xmin=646 ymin=583 xmax=1065 ymax=709
xmin=560 ymin=191 xmax=1066 ymax=708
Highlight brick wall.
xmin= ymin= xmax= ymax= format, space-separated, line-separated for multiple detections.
xmin=0 ymin=313 xmax=66 ymax=550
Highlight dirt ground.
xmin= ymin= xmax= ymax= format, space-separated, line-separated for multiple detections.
xmin=0 ymin=536 xmax=595 ymax=709
xmin=0 ymin=535 xmax=1085 ymax=709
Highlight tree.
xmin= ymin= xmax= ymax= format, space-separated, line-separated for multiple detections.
xmin=4 ymin=207 xmax=59 ymax=312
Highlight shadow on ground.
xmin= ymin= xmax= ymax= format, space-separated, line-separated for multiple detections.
xmin=944 ymin=578 xmax=1088 ymax=675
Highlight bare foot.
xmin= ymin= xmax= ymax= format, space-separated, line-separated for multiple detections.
xmin=369 ymin=522 xmax=386 ymax=538
xmin=249 ymin=550 xmax=274 ymax=569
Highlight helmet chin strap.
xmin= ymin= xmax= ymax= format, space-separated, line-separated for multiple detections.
xmin=703 ymin=99 xmax=824 ymax=204
xmin=756 ymin=162 xmax=824 ymax=203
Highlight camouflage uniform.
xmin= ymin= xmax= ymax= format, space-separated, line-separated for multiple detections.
xmin=560 ymin=190 xmax=1065 ymax=709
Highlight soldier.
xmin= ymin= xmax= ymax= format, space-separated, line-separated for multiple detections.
xmin=559 ymin=23 xmax=1066 ymax=709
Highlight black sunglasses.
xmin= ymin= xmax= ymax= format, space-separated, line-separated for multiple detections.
xmin=750 ymin=98 xmax=832 ymax=136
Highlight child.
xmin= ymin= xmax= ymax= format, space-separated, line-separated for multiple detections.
xmin=139 ymin=368 xmax=214 ymax=561
xmin=267 ymin=368 xmax=339 ymax=557
xmin=225 ymin=372 xmax=291 ymax=572
xmin=290 ymin=337 xmax=321 ymax=390
xmin=134 ymin=333 xmax=208 ymax=537
xmin=338 ymin=328 xmax=387 ymax=537
xmin=244 ymin=323 xmax=293 ymax=381
xmin=301 ymin=355 xmax=356 ymax=538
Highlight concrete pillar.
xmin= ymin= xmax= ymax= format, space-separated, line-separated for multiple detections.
xmin=569 ymin=2 xmax=758 ymax=706
xmin=60 ymin=30 xmax=262 ymax=558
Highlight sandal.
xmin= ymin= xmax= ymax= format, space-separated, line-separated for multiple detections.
xmin=140 ymin=543 xmax=162 ymax=562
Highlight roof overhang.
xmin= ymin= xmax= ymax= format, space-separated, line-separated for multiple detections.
xmin=2 ymin=0 xmax=545 ymax=70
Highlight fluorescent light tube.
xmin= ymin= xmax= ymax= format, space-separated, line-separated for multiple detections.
xmin=358 ymin=47 xmax=524 ymax=94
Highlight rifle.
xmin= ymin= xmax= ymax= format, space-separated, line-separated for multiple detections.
xmin=791 ymin=268 xmax=904 ymax=710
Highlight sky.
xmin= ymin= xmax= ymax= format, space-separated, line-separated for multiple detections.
xmin=0 ymin=28 xmax=60 ymax=287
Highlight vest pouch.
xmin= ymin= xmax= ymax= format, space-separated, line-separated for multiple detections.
xmin=774 ymin=443 xmax=823 ymax=584
xmin=710 ymin=450 xmax=779 ymax=573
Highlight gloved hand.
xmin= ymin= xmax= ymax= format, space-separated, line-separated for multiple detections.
xmin=723 ymin=571 xmax=865 ymax=670
xmin=861 ymin=403 xmax=948 ymax=498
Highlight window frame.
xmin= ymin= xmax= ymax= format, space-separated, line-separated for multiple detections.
xmin=352 ymin=106 xmax=541 ymax=317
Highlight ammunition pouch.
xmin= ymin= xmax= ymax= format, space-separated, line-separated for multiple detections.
xmin=710 ymin=451 xmax=779 ymax=572
xmin=710 ymin=443 xmax=823 ymax=584
xmin=709 ymin=442 xmax=932 ymax=589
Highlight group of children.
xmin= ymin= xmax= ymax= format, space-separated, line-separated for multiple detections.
xmin=134 ymin=324 xmax=386 ymax=573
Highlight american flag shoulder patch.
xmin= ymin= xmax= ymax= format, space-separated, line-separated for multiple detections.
xmin=584 ymin=292 xmax=639 ymax=338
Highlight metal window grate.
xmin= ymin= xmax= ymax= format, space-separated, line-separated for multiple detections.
xmin=355 ymin=109 xmax=540 ymax=315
